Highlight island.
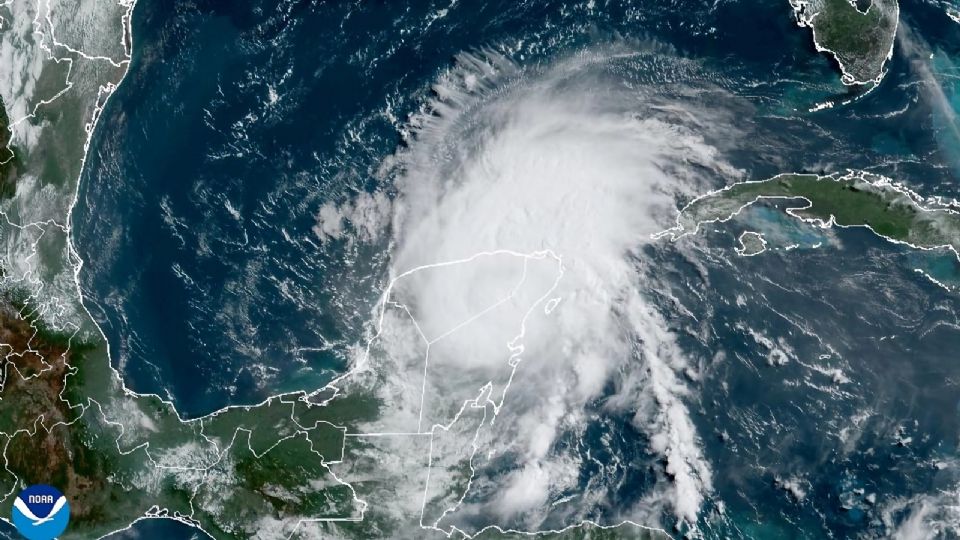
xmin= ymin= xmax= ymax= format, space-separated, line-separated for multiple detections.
xmin=658 ymin=171 xmax=960 ymax=261
xmin=736 ymin=231 xmax=768 ymax=256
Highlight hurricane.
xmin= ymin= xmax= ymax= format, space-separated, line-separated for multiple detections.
xmin=10 ymin=0 xmax=960 ymax=538
xmin=312 ymin=46 xmax=749 ymax=534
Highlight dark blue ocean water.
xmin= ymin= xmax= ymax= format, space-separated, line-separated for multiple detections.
xmin=72 ymin=0 xmax=861 ymax=418
xmin=70 ymin=0 xmax=960 ymax=537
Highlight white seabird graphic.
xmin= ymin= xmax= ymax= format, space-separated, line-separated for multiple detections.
xmin=14 ymin=496 xmax=67 ymax=526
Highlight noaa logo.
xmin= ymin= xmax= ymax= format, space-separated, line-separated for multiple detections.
xmin=11 ymin=485 xmax=69 ymax=540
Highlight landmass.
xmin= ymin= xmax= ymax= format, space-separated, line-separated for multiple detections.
xmin=474 ymin=523 xmax=670 ymax=539
xmin=0 ymin=98 xmax=18 ymax=198
xmin=0 ymin=1 xmax=674 ymax=538
xmin=735 ymin=231 xmax=768 ymax=256
xmin=658 ymin=171 xmax=960 ymax=262
xmin=790 ymin=0 xmax=899 ymax=86
xmin=0 ymin=0 xmax=367 ymax=537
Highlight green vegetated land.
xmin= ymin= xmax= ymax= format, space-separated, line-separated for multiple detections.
xmin=0 ymin=275 xmax=676 ymax=540
xmin=0 ymin=3 xmax=664 ymax=539
xmin=0 ymin=280 xmax=374 ymax=539
xmin=0 ymin=97 xmax=18 ymax=199
xmin=0 ymin=8 xmax=378 ymax=534
xmin=673 ymin=172 xmax=960 ymax=256
xmin=807 ymin=0 xmax=898 ymax=84
xmin=474 ymin=523 xmax=672 ymax=539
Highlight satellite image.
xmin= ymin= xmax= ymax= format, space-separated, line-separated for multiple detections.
xmin=0 ymin=0 xmax=959 ymax=538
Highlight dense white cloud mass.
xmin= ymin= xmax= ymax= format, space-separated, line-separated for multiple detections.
xmin=333 ymin=48 xmax=744 ymax=533
xmin=882 ymin=491 xmax=960 ymax=540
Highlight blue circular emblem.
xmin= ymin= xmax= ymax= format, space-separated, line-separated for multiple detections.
xmin=11 ymin=485 xmax=69 ymax=540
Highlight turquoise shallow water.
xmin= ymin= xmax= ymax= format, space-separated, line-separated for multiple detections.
xmin=67 ymin=0 xmax=960 ymax=537
xmin=72 ymin=0 xmax=862 ymax=418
